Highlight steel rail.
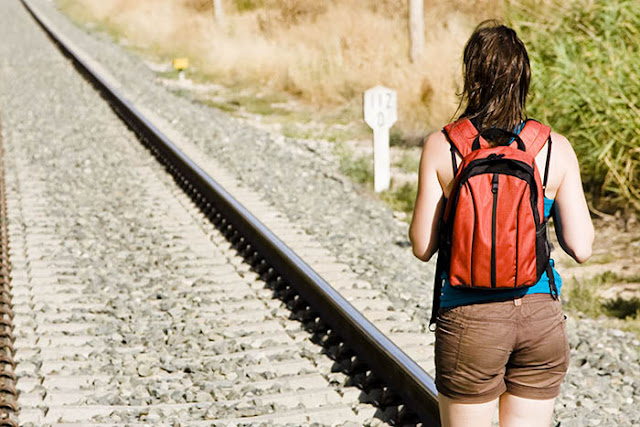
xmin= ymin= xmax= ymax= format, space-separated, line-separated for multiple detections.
xmin=21 ymin=0 xmax=440 ymax=424
xmin=0 ymin=115 xmax=19 ymax=427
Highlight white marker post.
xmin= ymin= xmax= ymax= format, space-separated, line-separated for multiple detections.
xmin=364 ymin=86 xmax=397 ymax=192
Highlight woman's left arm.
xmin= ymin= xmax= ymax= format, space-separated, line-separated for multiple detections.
xmin=409 ymin=132 xmax=449 ymax=262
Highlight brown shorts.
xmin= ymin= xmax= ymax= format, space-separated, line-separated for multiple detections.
xmin=434 ymin=294 xmax=570 ymax=403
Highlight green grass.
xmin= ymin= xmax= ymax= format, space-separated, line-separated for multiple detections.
xmin=209 ymin=92 xmax=291 ymax=116
xmin=203 ymin=99 xmax=239 ymax=113
xmin=336 ymin=143 xmax=418 ymax=218
xmin=281 ymin=122 xmax=317 ymax=140
xmin=587 ymin=252 xmax=618 ymax=265
xmin=511 ymin=0 xmax=640 ymax=213
xmin=199 ymin=90 xmax=299 ymax=118
xmin=565 ymin=276 xmax=607 ymax=318
xmin=381 ymin=182 xmax=418 ymax=215
xmin=338 ymin=148 xmax=374 ymax=185
xmin=395 ymin=150 xmax=421 ymax=173
xmin=233 ymin=0 xmax=263 ymax=12
xmin=565 ymin=271 xmax=640 ymax=321
xmin=156 ymin=69 xmax=183 ymax=80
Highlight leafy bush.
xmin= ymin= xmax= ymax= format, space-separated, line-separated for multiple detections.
xmin=512 ymin=0 xmax=640 ymax=212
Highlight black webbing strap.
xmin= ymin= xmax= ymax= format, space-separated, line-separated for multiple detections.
xmin=442 ymin=128 xmax=460 ymax=177
xmin=428 ymin=250 xmax=445 ymax=331
xmin=429 ymin=219 xmax=448 ymax=331
xmin=547 ymin=262 xmax=559 ymax=300
xmin=450 ymin=146 xmax=458 ymax=176
xmin=543 ymin=136 xmax=557 ymax=300
xmin=543 ymin=136 xmax=552 ymax=194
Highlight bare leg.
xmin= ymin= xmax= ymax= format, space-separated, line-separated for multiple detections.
xmin=498 ymin=393 xmax=555 ymax=427
xmin=438 ymin=394 xmax=498 ymax=427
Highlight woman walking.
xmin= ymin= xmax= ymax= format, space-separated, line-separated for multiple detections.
xmin=409 ymin=21 xmax=594 ymax=426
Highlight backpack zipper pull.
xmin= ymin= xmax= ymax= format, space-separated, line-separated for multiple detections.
xmin=492 ymin=173 xmax=499 ymax=193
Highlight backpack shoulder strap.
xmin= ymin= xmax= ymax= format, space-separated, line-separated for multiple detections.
xmin=442 ymin=118 xmax=481 ymax=158
xmin=443 ymin=119 xmax=488 ymax=175
xmin=518 ymin=119 xmax=551 ymax=156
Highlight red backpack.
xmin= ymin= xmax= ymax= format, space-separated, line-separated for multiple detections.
xmin=430 ymin=119 xmax=556 ymax=325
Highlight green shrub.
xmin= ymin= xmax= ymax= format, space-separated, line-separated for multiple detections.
xmin=511 ymin=0 xmax=640 ymax=212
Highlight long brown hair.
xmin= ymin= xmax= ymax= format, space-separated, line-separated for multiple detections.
xmin=459 ymin=20 xmax=531 ymax=136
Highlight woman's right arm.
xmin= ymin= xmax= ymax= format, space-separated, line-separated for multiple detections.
xmin=409 ymin=132 xmax=449 ymax=262
xmin=552 ymin=134 xmax=594 ymax=263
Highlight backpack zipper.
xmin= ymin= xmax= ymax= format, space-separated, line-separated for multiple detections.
xmin=491 ymin=173 xmax=499 ymax=288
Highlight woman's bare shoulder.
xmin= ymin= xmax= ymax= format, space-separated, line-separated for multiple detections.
xmin=423 ymin=129 xmax=449 ymax=148
xmin=421 ymin=129 xmax=450 ymax=160
xmin=550 ymin=131 xmax=576 ymax=158
xmin=544 ymin=131 xmax=578 ymax=187
xmin=420 ymin=129 xmax=456 ymax=191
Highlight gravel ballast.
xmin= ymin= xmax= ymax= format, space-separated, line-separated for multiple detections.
xmin=0 ymin=1 xmax=402 ymax=424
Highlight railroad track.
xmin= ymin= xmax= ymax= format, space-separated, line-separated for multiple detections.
xmin=0 ymin=122 xmax=19 ymax=427
xmin=1 ymin=0 xmax=441 ymax=424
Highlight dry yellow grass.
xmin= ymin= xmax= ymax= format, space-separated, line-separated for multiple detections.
xmin=57 ymin=0 xmax=504 ymax=139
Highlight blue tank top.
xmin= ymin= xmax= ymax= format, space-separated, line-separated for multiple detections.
xmin=440 ymin=197 xmax=561 ymax=308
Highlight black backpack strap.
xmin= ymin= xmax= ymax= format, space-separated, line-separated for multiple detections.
xmin=429 ymin=250 xmax=445 ymax=331
xmin=547 ymin=262 xmax=559 ymax=300
xmin=543 ymin=136 xmax=553 ymax=196
xmin=450 ymin=145 xmax=459 ymax=176
xmin=429 ymin=218 xmax=448 ymax=331
xmin=442 ymin=128 xmax=461 ymax=176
